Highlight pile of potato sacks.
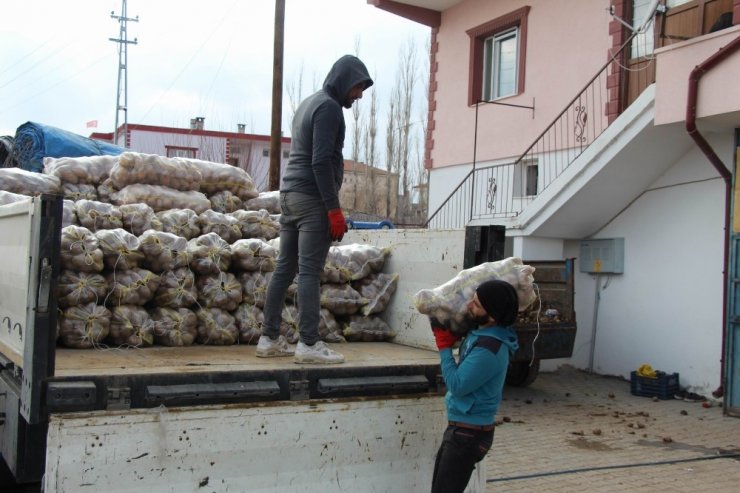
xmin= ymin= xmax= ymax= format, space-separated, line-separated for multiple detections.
xmin=0 ymin=152 xmax=399 ymax=349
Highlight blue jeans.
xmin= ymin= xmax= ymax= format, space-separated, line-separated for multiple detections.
xmin=261 ymin=192 xmax=331 ymax=345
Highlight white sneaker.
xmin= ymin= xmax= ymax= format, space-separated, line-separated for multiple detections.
xmin=294 ymin=341 xmax=345 ymax=364
xmin=256 ymin=335 xmax=295 ymax=357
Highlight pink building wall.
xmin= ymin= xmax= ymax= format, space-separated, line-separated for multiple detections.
xmin=654 ymin=24 xmax=740 ymax=126
xmin=430 ymin=0 xmax=612 ymax=169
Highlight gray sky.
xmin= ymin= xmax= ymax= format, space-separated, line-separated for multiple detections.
xmin=0 ymin=0 xmax=430 ymax=139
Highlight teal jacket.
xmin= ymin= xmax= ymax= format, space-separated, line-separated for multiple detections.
xmin=440 ymin=325 xmax=519 ymax=426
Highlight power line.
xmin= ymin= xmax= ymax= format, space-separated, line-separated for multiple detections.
xmin=138 ymin=0 xmax=238 ymax=125
xmin=0 ymin=38 xmax=76 ymax=90
xmin=0 ymin=54 xmax=110 ymax=114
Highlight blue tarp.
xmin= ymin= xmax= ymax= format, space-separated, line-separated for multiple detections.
xmin=13 ymin=121 xmax=125 ymax=173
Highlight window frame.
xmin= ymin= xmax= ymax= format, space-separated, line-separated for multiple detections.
xmin=513 ymin=158 xmax=538 ymax=198
xmin=482 ymin=27 xmax=519 ymax=100
xmin=467 ymin=6 xmax=530 ymax=106
xmin=165 ymin=145 xmax=197 ymax=159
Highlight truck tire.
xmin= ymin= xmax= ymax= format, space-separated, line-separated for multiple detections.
xmin=506 ymin=359 xmax=540 ymax=387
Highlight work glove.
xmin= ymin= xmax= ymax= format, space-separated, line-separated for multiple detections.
xmin=432 ymin=327 xmax=459 ymax=351
xmin=327 ymin=208 xmax=348 ymax=241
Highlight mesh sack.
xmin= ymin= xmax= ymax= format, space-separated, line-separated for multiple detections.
xmin=119 ymin=203 xmax=163 ymax=236
xmin=108 ymin=305 xmax=155 ymax=347
xmin=60 ymin=225 xmax=104 ymax=273
xmin=175 ymin=156 xmax=258 ymax=200
xmin=230 ymin=238 xmax=277 ymax=272
xmin=157 ymin=208 xmax=201 ymax=240
xmin=351 ymin=272 xmax=399 ymax=316
xmin=111 ymin=184 xmax=211 ymax=214
xmin=154 ymin=268 xmax=198 ymax=308
xmin=238 ymin=271 xmax=273 ymax=308
xmin=342 ymin=315 xmax=396 ymax=342
xmin=195 ymin=307 xmax=238 ymax=345
xmin=209 ymin=190 xmax=243 ymax=214
xmin=139 ymin=230 xmax=190 ymax=273
xmin=196 ymin=272 xmax=242 ymax=311
xmin=59 ymin=302 xmax=111 ymax=348
xmin=110 ymin=151 xmax=202 ymax=191
xmin=198 ymin=209 xmax=242 ymax=244
xmin=151 ymin=307 xmax=197 ymax=346
xmin=105 ymin=268 xmax=160 ymax=306
xmin=95 ymin=228 xmax=144 ymax=270
xmin=233 ymin=303 xmax=263 ymax=345
xmin=56 ymin=270 xmax=108 ymax=308
xmin=43 ymin=155 xmax=118 ymax=186
xmin=188 ymin=232 xmax=231 ymax=275
xmin=75 ymin=199 xmax=123 ymax=231
xmin=319 ymin=283 xmax=368 ymax=316
xmin=412 ymin=257 xmax=536 ymax=336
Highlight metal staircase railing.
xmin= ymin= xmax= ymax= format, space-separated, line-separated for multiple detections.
xmin=425 ymin=30 xmax=642 ymax=229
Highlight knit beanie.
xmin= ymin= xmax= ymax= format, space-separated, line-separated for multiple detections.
xmin=475 ymin=280 xmax=519 ymax=326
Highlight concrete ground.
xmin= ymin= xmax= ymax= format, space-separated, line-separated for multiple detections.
xmin=483 ymin=366 xmax=740 ymax=492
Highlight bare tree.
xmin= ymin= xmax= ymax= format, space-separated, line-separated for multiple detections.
xmin=385 ymin=87 xmax=400 ymax=220
xmin=285 ymin=64 xmax=321 ymax=126
xmin=348 ymin=38 xmax=363 ymax=212
xmin=414 ymin=34 xmax=431 ymax=224
xmin=395 ymin=37 xmax=418 ymax=221
xmin=362 ymin=76 xmax=379 ymax=214
xmin=286 ymin=62 xmax=305 ymax=126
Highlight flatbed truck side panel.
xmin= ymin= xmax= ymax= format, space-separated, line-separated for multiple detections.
xmin=44 ymin=395 xmax=484 ymax=492
xmin=344 ymin=229 xmax=466 ymax=351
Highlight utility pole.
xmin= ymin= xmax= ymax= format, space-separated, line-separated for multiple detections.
xmin=268 ymin=0 xmax=285 ymax=191
xmin=110 ymin=0 xmax=138 ymax=147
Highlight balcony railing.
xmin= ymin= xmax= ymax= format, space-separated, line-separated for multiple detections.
xmin=425 ymin=29 xmax=642 ymax=229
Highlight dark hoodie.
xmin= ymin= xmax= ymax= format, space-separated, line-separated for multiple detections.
xmin=280 ymin=55 xmax=373 ymax=210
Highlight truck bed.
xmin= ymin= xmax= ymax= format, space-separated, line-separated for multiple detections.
xmin=54 ymin=342 xmax=438 ymax=377
xmin=48 ymin=342 xmax=443 ymax=413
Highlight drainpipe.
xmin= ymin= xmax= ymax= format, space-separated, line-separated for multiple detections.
xmin=685 ymin=34 xmax=740 ymax=397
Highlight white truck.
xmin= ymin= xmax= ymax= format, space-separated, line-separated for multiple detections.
xmin=0 ymin=194 xmax=574 ymax=492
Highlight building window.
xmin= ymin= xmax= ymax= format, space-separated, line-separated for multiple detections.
xmin=630 ymin=0 xmax=657 ymax=59
xmin=282 ymin=150 xmax=289 ymax=159
xmin=165 ymin=146 xmax=197 ymax=158
xmin=262 ymin=148 xmax=269 ymax=157
xmin=525 ymin=163 xmax=538 ymax=196
xmin=467 ymin=6 xmax=530 ymax=106
xmin=483 ymin=28 xmax=519 ymax=100
xmin=514 ymin=159 xmax=538 ymax=197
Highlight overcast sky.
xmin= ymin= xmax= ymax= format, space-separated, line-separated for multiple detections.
xmin=0 ymin=0 xmax=430 ymax=140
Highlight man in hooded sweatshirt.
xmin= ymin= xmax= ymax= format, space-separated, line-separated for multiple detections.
xmin=430 ymin=279 xmax=520 ymax=493
xmin=256 ymin=55 xmax=373 ymax=364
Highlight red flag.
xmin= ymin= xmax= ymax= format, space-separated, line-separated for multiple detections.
xmin=86 ymin=120 xmax=98 ymax=128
